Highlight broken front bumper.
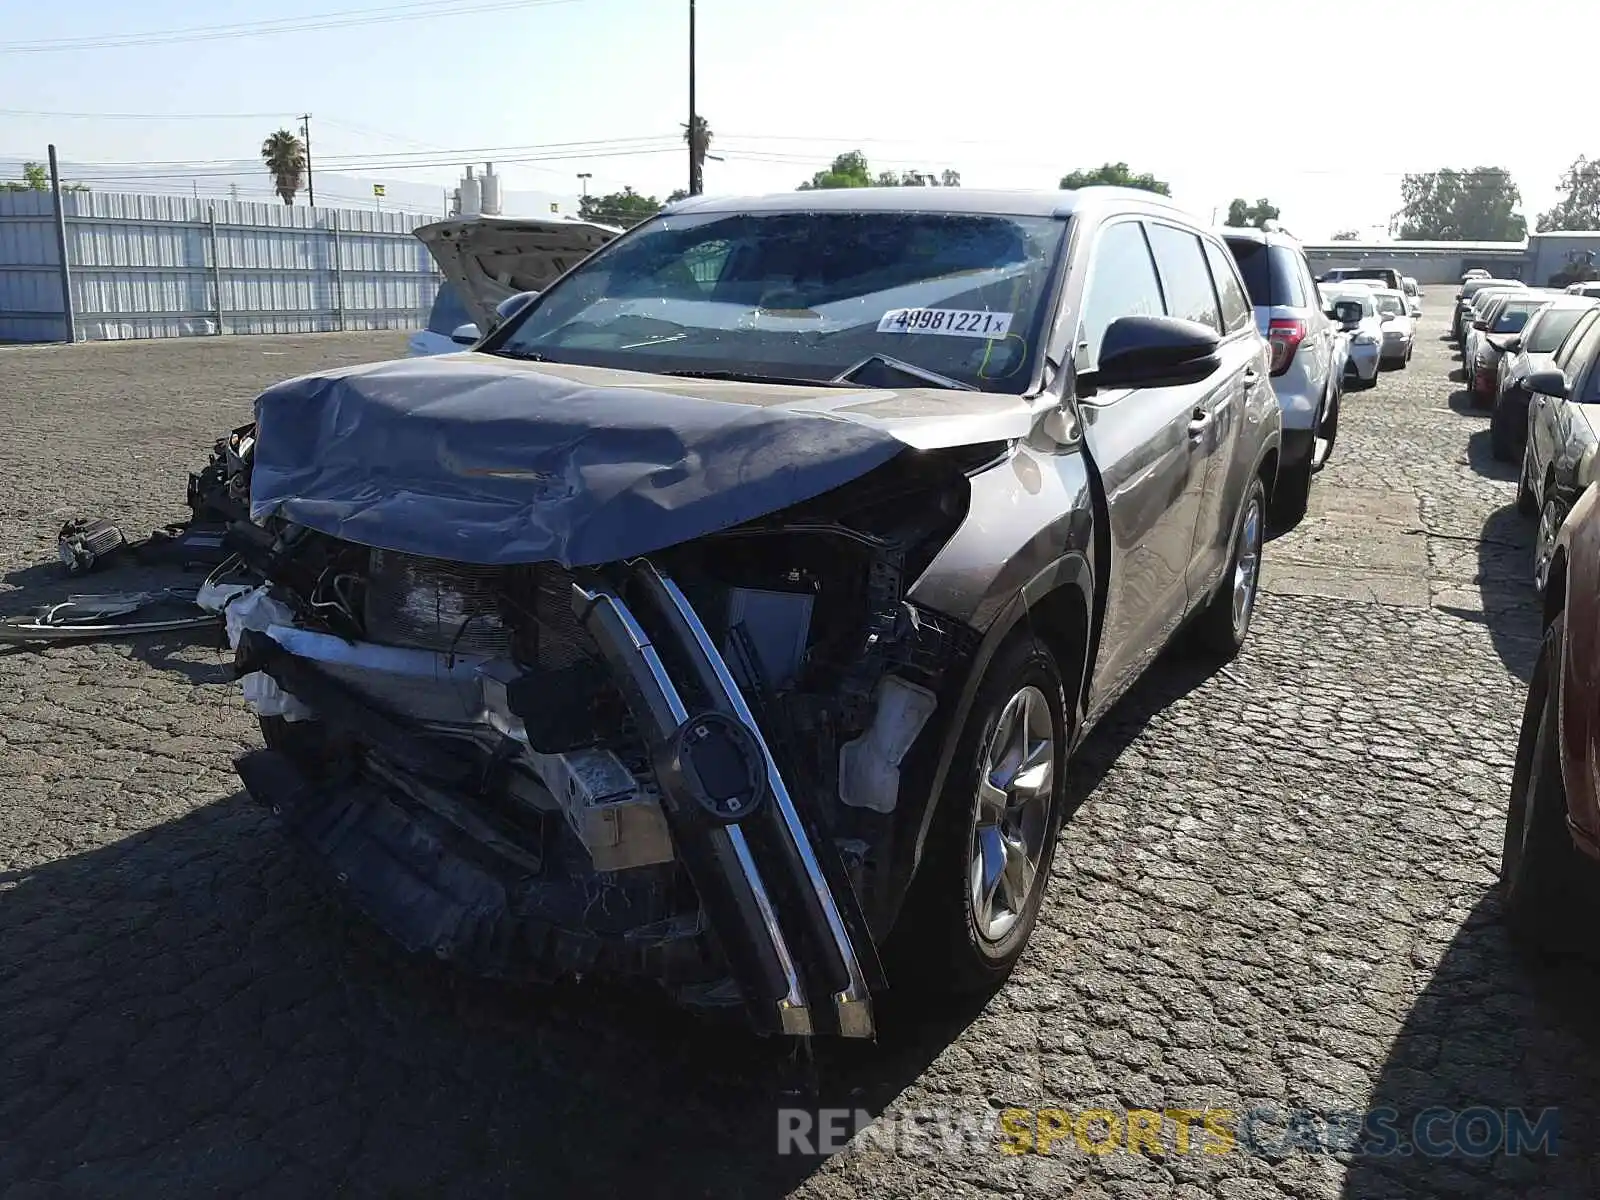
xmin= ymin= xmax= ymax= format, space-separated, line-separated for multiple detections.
xmin=234 ymin=559 xmax=884 ymax=1038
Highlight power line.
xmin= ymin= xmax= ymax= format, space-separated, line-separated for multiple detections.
xmin=0 ymin=0 xmax=579 ymax=53
xmin=0 ymin=107 xmax=296 ymax=120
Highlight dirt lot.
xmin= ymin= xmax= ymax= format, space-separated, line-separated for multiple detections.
xmin=3 ymin=321 xmax=1598 ymax=1199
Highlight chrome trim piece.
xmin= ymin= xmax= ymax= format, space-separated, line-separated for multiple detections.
xmin=644 ymin=567 xmax=876 ymax=1039
xmin=571 ymin=583 xmax=813 ymax=1037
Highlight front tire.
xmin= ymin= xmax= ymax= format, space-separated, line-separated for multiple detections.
xmin=1501 ymin=618 xmax=1598 ymax=952
xmin=1196 ymin=475 xmax=1267 ymax=658
xmin=889 ymin=633 xmax=1069 ymax=993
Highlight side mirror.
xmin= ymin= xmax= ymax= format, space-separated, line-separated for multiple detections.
xmin=1524 ymin=367 xmax=1568 ymax=399
xmin=1332 ymin=300 xmax=1364 ymax=329
xmin=1472 ymin=319 xmax=1488 ymax=331
xmin=1502 ymin=336 xmax=1523 ymax=355
xmin=1077 ymin=315 xmax=1221 ymax=394
xmin=491 ymin=290 xmax=539 ymax=327
xmin=450 ymin=322 xmax=482 ymax=346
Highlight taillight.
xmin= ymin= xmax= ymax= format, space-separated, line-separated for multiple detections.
xmin=1267 ymin=318 xmax=1307 ymax=376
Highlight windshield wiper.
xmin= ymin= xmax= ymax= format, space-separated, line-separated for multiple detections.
xmin=662 ymin=368 xmax=836 ymax=387
xmin=486 ymin=347 xmax=549 ymax=362
xmin=832 ymin=354 xmax=977 ymax=392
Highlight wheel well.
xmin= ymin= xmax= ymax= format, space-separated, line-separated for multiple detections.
xmin=1022 ymin=583 xmax=1090 ymax=728
xmin=1257 ymin=449 xmax=1279 ymax=502
xmin=1544 ymin=548 xmax=1568 ymax=628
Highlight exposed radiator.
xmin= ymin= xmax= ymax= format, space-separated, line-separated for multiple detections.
xmin=363 ymin=549 xmax=514 ymax=658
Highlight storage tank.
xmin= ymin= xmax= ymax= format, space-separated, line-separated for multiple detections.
xmin=480 ymin=163 xmax=503 ymax=216
xmin=458 ymin=166 xmax=481 ymax=217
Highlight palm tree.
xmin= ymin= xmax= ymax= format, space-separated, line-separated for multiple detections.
xmin=683 ymin=116 xmax=712 ymax=193
xmin=260 ymin=129 xmax=306 ymax=205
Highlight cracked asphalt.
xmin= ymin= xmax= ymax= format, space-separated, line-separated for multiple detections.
xmin=3 ymin=316 xmax=1599 ymax=1199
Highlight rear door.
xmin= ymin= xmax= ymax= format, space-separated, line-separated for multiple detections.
xmin=1143 ymin=222 xmax=1254 ymax=598
xmin=1076 ymin=218 xmax=1211 ymax=700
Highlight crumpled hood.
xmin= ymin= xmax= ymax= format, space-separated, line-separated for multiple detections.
xmin=250 ymin=354 xmax=1034 ymax=567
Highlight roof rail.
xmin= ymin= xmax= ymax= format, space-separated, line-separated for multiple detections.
xmin=1069 ymin=185 xmax=1186 ymax=210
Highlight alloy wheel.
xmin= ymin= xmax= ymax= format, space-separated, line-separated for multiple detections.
xmin=970 ymin=685 xmax=1055 ymax=943
xmin=1535 ymin=495 xmax=1563 ymax=591
xmin=1232 ymin=493 xmax=1264 ymax=635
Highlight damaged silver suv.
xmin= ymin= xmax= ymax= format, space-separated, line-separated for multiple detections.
xmin=228 ymin=187 xmax=1282 ymax=1039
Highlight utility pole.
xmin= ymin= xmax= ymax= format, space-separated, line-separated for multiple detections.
xmin=299 ymin=113 xmax=315 ymax=207
xmin=688 ymin=0 xmax=700 ymax=196
xmin=47 ymin=144 xmax=77 ymax=344
xmin=577 ymin=172 xmax=591 ymax=200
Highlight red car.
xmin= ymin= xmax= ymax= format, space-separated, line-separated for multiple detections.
xmin=1502 ymin=481 xmax=1600 ymax=943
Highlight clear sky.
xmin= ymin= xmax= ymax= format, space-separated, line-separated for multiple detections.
xmin=4 ymin=0 xmax=1597 ymax=236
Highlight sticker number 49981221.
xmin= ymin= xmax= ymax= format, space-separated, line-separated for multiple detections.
xmin=876 ymin=308 xmax=1013 ymax=338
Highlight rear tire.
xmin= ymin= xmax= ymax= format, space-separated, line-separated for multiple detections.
xmin=1517 ymin=443 xmax=1539 ymax=516
xmin=1195 ymin=476 xmax=1267 ymax=659
xmin=1490 ymin=399 xmax=1518 ymax=463
xmin=1501 ymin=618 xmax=1599 ymax=954
xmin=1269 ymin=445 xmax=1311 ymax=531
xmin=888 ymin=633 xmax=1069 ymax=994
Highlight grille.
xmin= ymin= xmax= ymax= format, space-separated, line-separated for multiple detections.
xmin=528 ymin=564 xmax=590 ymax=670
xmin=362 ymin=550 xmax=515 ymax=658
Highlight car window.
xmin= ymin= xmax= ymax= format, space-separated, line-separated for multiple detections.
xmin=1226 ymin=238 xmax=1273 ymax=306
xmin=1527 ymin=306 xmax=1594 ymax=354
xmin=1277 ymin=248 xmax=1311 ymax=308
xmin=1202 ymin=238 xmax=1252 ymax=334
xmin=1077 ymin=219 xmax=1165 ymax=366
xmin=1571 ymin=320 xmax=1600 ymax=403
xmin=425 ymin=281 xmax=472 ymax=335
xmin=494 ymin=209 xmax=1069 ymax=393
xmin=1147 ymin=224 xmax=1222 ymax=333
xmin=1553 ymin=309 xmax=1600 ymax=369
xmin=1491 ymin=302 xmax=1544 ymax=334
xmin=1373 ymin=292 xmax=1407 ymax=317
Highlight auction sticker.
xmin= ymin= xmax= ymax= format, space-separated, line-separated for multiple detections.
xmin=876 ymin=308 xmax=1013 ymax=338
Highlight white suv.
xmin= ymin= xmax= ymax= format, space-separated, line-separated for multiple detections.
xmin=1223 ymin=229 xmax=1340 ymax=525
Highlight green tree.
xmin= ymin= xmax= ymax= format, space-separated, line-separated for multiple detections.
xmin=799 ymin=152 xmax=960 ymax=190
xmin=1538 ymin=155 xmax=1600 ymax=232
xmin=1393 ymin=167 xmax=1526 ymax=240
xmin=579 ymin=186 xmax=662 ymax=227
xmin=1058 ymin=162 xmax=1170 ymax=196
xmin=260 ymin=129 xmax=306 ymax=205
xmin=1329 ymin=229 xmax=1360 ymax=241
xmin=799 ymin=151 xmax=874 ymax=190
xmin=665 ymin=188 xmax=691 ymax=204
xmin=1225 ymin=197 xmax=1280 ymax=228
xmin=1 ymin=162 xmax=86 ymax=194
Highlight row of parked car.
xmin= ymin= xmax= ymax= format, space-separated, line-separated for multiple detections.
xmin=1487 ymin=269 xmax=1600 ymax=956
xmin=1445 ymin=271 xmax=1600 ymax=594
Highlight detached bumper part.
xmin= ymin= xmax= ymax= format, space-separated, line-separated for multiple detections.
xmin=573 ymin=565 xmax=882 ymax=1038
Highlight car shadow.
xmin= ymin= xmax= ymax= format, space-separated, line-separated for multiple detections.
xmin=1448 ymin=389 xmax=1488 ymax=417
xmin=1432 ymin=503 xmax=1540 ymax=683
xmin=0 ymin=790 xmax=995 ymax=1199
xmin=1464 ymin=429 xmax=1518 ymax=482
xmin=1338 ymin=892 xmax=1600 ymax=1198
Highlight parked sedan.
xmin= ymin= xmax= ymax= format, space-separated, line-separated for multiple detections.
xmin=1454 ymin=277 xmax=1524 ymax=342
xmin=1462 ymin=286 xmax=1531 ymax=366
xmin=225 ymin=187 xmax=1283 ymax=1039
xmin=1369 ymin=288 xmax=1414 ymax=367
xmin=1520 ymin=305 xmax=1600 ymax=591
xmin=1319 ymin=286 xmax=1382 ymax=387
xmin=1500 ymin=478 xmax=1600 ymax=950
xmin=1468 ymin=293 xmax=1553 ymax=404
xmin=1402 ymin=276 xmax=1423 ymax=320
xmin=1491 ymin=299 xmax=1600 ymax=460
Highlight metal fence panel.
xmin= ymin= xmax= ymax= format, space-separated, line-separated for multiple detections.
xmin=0 ymin=188 xmax=442 ymax=343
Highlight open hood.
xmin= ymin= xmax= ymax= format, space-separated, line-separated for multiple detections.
xmin=414 ymin=215 xmax=623 ymax=329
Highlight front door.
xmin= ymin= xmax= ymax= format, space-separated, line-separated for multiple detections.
xmin=1075 ymin=219 xmax=1211 ymax=702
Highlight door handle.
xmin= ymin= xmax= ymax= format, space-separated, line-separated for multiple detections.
xmin=1187 ymin=409 xmax=1214 ymax=438
xmin=1242 ymin=368 xmax=1260 ymax=385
